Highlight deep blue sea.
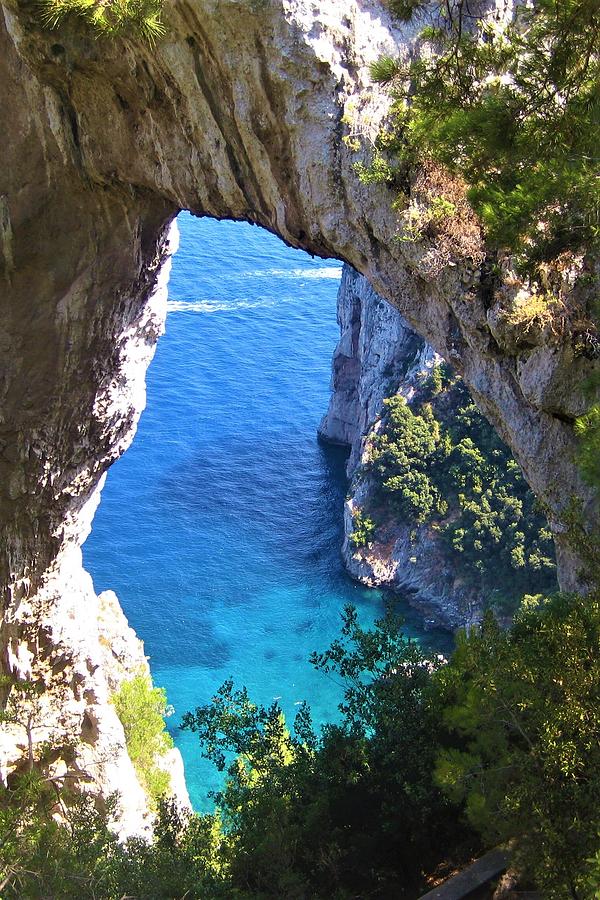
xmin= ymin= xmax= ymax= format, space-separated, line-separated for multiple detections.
xmin=84 ymin=213 xmax=449 ymax=809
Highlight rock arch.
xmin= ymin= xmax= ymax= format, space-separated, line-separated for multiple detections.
xmin=0 ymin=0 xmax=597 ymax=822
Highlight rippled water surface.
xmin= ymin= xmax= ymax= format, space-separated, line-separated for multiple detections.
xmin=84 ymin=213 xmax=449 ymax=808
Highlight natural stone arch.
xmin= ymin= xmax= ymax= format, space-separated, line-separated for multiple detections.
xmin=0 ymin=0 xmax=597 ymax=823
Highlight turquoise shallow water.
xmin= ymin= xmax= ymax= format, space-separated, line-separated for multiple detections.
xmin=83 ymin=213 xmax=449 ymax=809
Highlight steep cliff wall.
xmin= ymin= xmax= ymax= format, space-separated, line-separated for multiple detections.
xmin=320 ymin=266 xmax=480 ymax=629
xmin=323 ymin=267 xmax=558 ymax=630
xmin=0 ymin=0 xmax=597 ymax=816
xmin=0 ymin=222 xmax=189 ymax=832
xmin=318 ymin=264 xmax=424 ymax=474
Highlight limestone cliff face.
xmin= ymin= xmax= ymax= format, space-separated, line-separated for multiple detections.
xmin=343 ymin=482 xmax=484 ymax=631
xmin=0 ymin=219 xmax=186 ymax=831
xmin=318 ymin=265 xmax=423 ymax=474
xmin=320 ymin=266 xmax=475 ymax=630
xmin=0 ymin=0 xmax=598 ymax=817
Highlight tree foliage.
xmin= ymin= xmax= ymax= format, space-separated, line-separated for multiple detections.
xmin=435 ymin=591 xmax=600 ymax=899
xmin=379 ymin=0 xmax=600 ymax=268
xmin=349 ymin=508 xmax=377 ymax=547
xmin=371 ymin=396 xmax=445 ymax=523
xmin=575 ymin=370 xmax=600 ymax=492
xmin=111 ymin=671 xmax=174 ymax=807
xmin=0 ymin=772 xmax=229 ymax=899
xmin=367 ymin=377 xmax=556 ymax=610
xmin=0 ymin=773 xmax=122 ymax=898
xmin=181 ymin=607 xmax=470 ymax=898
xmin=0 ymin=676 xmax=71 ymax=774
xmin=38 ymin=0 xmax=165 ymax=41
xmin=1 ymin=599 xmax=599 ymax=897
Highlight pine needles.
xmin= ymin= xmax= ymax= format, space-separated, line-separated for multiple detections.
xmin=38 ymin=0 xmax=165 ymax=42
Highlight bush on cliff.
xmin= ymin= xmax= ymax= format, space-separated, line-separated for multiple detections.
xmin=181 ymin=606 xmax=475 ymax=898
xmin=366 ymin=377 xmax=556 ymax=612
xmin=576 ymin=370 xmax=600 ymax=503
xmin=374 ymin=0 xmax=600 ymax=576
xmin=112 ymin=671 xmax=174 ymax=807
xmin=378 ymin=0 xmax=600 ymax=268
xmin=435 ymin=591 xmax=600 ymax=899
xmin=181 ymin=595 xmax=600 ymax=899
xmin=0 ymin=774 xmax=121 ymax=898
xmin=349 ymin=508 xmax=377 ymax=547
xmin=0 ymin=771 xmax=231 ymax=899
xmin=38 ymin=0 xmax=165 ymax=41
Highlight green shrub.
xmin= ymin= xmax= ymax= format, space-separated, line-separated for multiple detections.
xmin=112 ymin=671 xmax=173 ymax=807
xmin=576 ymin=387 xmax=600 ymax=490
xmin=585 ymin=848 xmax=600 ymax=899
xmin=0 ymin=773 xmax=229 ymax=899
xmin=368 ymin=380 xmax=556 ymax=610
xmin=353 ymin=154 xmax=395 ymax=185
xmin=379 ymin=0 xmax=600 ymax=269
xmin=369 ymin=55 xmax=401 ymax=84
xmin=349 ymin=508 xmax=377 ymax=547
xmin=387 ymin=0 xmax=428 ymax=21
xmin=182 ymin=607 xmax=475 ymax=898
xmin=435 ymin=591 xmax=600 ymax=898
xmin=371 ymin=396 xmax=445 ymax=523
xmin=0 ymin=774 xmax=123 ymax=898
xmin=424 ymin=362 xmax=450 ymax=398
xmin=2 ymin=599 xmax=600 ymax=898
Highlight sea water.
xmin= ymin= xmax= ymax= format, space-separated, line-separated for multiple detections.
xmin=84 ymin=212 xmax=449 ymax=809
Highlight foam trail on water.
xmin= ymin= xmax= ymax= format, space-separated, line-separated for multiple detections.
xmin=243 ymin=267 xmax=343 ymax=280
xmin=167 ymin=298 xmax=279 ymax=314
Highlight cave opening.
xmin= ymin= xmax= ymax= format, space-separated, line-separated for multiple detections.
xmin=81 ymin=212 xmax=447 ymax=809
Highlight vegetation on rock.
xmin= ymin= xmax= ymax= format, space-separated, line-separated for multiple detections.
xmin=112 ymin=671 xmax=173 ymax=807
xmin=435 ymin=591 xmax=600 ymax=900
xmin=353 ymin=370 xmax=557 ymax=613
xmin=0 ymin=676 xmax=71 ymax=773
xmin=2 ymin=597 xmax=599 ymax=898
xmin=179 ymin=609 xmax=470 ymax=899
xmin=378 ymin=0 xmax=600 ymax=269
xmin=0 ymin=773 xmax=229 ymax=899
xmin=367 ymin=1 xmax=600 ymax=504
xmin=576 ymin=370 xmax=600 ymax=492
xmin=38 ymin=0 xmax=165 ymax=41
xmin=349 ymin=508 xmax=377 ymax=547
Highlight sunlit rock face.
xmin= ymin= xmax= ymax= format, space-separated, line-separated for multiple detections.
xmin=318 ymin=264 xmax=424 ymax=474
xmin=320 ymin=266 xmax=471 ymax=630
xmin=320 ymin=266 xmax=485 ymax=630
xmin=0 ymin=0 xmax=597 ymax=821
